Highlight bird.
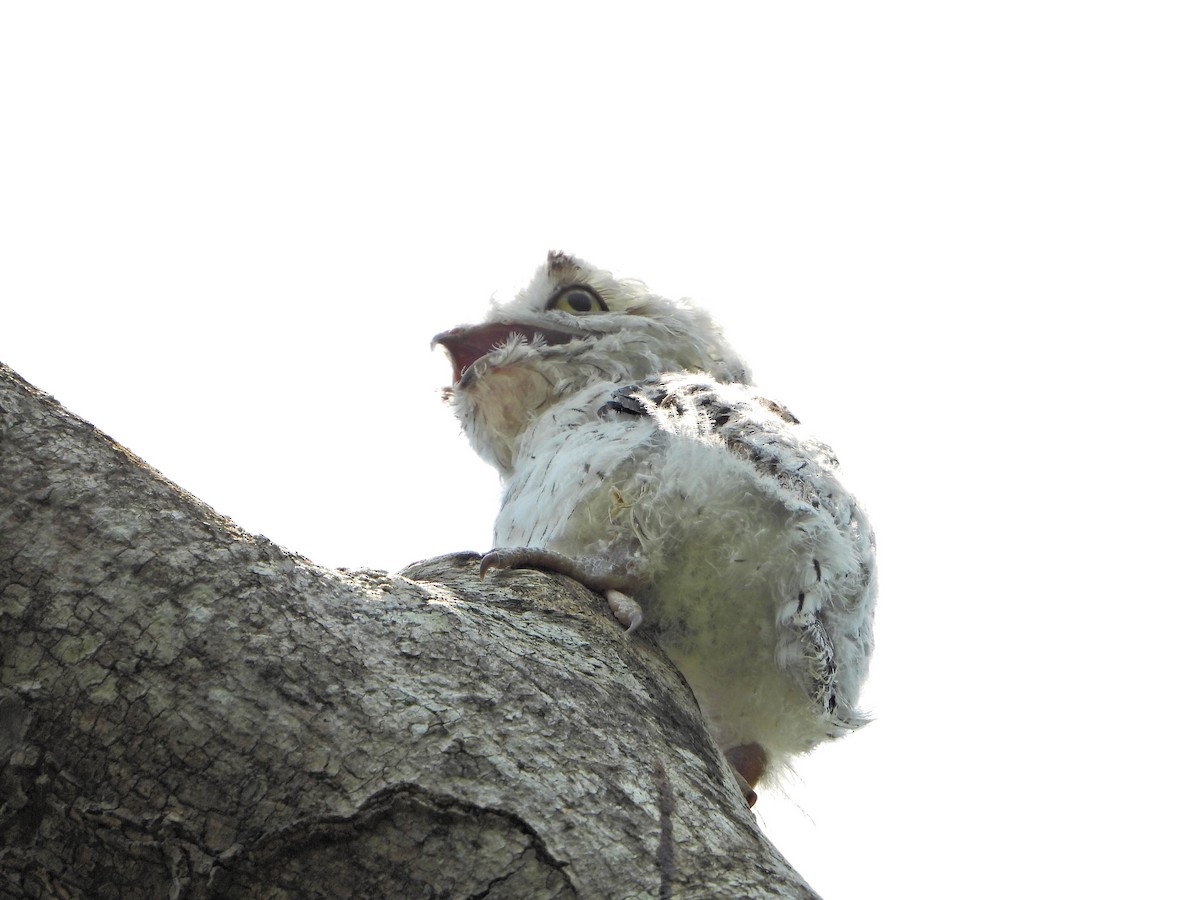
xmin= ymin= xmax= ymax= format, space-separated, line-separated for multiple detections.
xmin=433 ymin=251 xmax=876 ymax=805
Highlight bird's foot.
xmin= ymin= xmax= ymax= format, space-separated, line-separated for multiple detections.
xmin=724 ymin=742 xmax=767 ymax=808
xmin=480 ymin=547 xmax=645 ymax=633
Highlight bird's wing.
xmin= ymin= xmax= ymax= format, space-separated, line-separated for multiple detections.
xmin=610 ymin=374 xmax=877 ymax=730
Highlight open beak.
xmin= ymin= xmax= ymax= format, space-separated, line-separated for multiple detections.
xmin=432 ymin=323 xmax=574 ymax=385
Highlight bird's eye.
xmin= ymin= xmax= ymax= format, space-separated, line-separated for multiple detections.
xmin=548 ymin=286 xmax=608 ymax=315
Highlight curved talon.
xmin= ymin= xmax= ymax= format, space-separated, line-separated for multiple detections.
xmin=733 ymin=773 xmax=758 ymax=808
xmin=605 ymin=589 xmax=644 ymax=634
xmin=479 ymin=551 xmax=500 ymax=580
xmin=725 ymin=743 xmax=766 ymax=808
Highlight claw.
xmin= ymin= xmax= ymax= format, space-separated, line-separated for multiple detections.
xmin=732 ymin=771 xmax=758 ymax=808
xmin=724 ymin=743 xmax=767 ymax=808
xmin=479 ymin=551 xmax=500 ymax=580
xmin=605 ymin=589 xmax=644 ymax=634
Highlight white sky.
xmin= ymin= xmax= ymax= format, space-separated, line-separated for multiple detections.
xmin=2 ymin=3 xmax=1197 ymax=897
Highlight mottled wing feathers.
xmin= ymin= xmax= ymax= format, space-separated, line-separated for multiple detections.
xmin=595 ymin=374 xmax=875 ymax=732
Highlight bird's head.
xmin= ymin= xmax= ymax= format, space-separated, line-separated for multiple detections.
xmin=434 ymin=251 xmax=749 ymax=473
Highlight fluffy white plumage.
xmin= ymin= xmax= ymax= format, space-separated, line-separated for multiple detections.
xmin=435 ymin=251 xmax=876 ymax=800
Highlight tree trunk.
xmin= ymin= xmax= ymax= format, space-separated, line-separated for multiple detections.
xmin=0 ymin=363 xmax=818 ymax=899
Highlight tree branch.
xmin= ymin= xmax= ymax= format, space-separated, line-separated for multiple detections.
xmin=0 ymin=363 xmax=818 ymax=899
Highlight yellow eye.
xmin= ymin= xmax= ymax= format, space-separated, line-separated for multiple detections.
xmin=548 ymin=286 xmax=608 ymax=314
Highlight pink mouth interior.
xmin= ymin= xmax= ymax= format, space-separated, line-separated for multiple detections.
xmin=434 ymin=323 xmax=574 ymax=384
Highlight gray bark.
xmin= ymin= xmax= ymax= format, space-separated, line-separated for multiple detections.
xmin=0 ymin=363 xmax=818 ymax=899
